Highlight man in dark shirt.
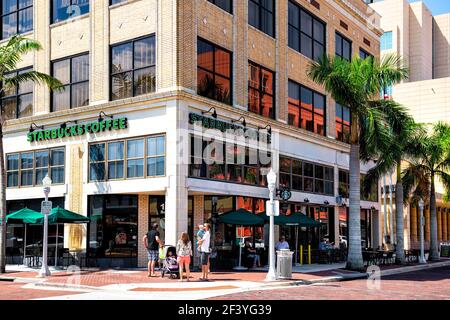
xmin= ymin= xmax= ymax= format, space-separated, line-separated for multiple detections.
xmin=143 ymin=223 xmax=162 ymax=277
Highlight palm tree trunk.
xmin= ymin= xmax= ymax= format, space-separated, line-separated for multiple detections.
xmin=346 ymin=143 xmax=364 ymax=271
xmin=0 ymin=124 xmax=7 ymax=273
xmin=429 ymin=175 xmax=440 ymax=261
xmin=395 ymin=162 xmax=405 ymax=264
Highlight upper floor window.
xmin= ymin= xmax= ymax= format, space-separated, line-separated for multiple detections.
xmin=336 ymin=103 xmax=351 ymax=144
xmin=288 ymin=1 xmax=325 ymax=61
xmin=6 ymin=148 xmax=65 ymax=188
xmin=248 ymin=61 xmax=275 ymax=119
xmin=52 ymin=0 xmax=89 ymax=24
xmin=288 ymin=80 xmax=326 ymax=136
xmin=89 ymin=135 xmax=166 ymax=182
xmin=1 ymin=67 xmax=33 ymax=120
xmin=52 ymin=53 xmax=89 ymax=112
xmin=1 ymin=0 xmax=33 ymax=39
xmin=380 ymin=31 xmax=392 ymax=51
xmin=248 ymin=0 xmax=275 ymax=37
xmin=359 ymin=48 xmax=373 ymax=60
xmin=335 ymin=32 xmax=352 ymax=61
xmin=280 ymin=156 xmax=334 ymax=196
xmin=207 ymin=0 xmax=232 ymax=14
xmin=197 ymin=38 xmax=232 ymax=105
xmin=111 ymin=35 xmax=156 ymax=101
xmin=110 ymin=0 xmax=127 ymax=5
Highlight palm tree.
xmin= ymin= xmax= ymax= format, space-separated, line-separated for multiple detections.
xmin=402 ymin=122 xmax=450 ymax=261
xmin=365 ymin=103 xmax=423 ymax=264
xmin=0 ymin=35 xmax=62 ymax=274
xmin=308 ymin=54 xmax=408 ymax=270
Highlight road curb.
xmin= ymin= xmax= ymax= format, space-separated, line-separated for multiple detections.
xmin=379 ymin=260 xmax=450 ymax=277
xmin=32 ymin=281 xmax=101 ymax=292
xmin=259 ymin=260 xmax=450 ymax=288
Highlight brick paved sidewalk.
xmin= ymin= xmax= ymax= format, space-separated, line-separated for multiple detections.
xmin=1 ymin=259 xmax=449 ymax=290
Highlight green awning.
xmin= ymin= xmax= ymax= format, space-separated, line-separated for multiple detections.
xmin=34 ymin=207 xmax=90 ymax=224
xmin=6 ymin=208 xmax=43 ymax=224
xmin=218 ymin=208 xmax=265 ymax=226
xmin=258 ymin=212 xmax=322 ymax=227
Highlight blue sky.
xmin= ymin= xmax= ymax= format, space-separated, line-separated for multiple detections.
xmin=408 ymin=0 xmax=450 ymax=16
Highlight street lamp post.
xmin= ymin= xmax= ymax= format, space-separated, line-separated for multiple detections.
xmin=266 ymin=169 xmax=277 ymax=281
xmin=38 ymin=175 xmax=52 ymax=278
xmin=418 ymin=199 xmax=427 ymax=264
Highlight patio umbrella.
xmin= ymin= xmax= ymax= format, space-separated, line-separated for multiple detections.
xmin=34 ymin=207 xmax=90 ymax=267
xmin=218 ymin=208 xmax=265 ymax=226
xmin=6 ymin=208 xmax=43 ymax=224
xmin=6 ymin=208 xmax=43 ymax=266
xmin=257 ymin=211 xmax=322 ymax=227
xmin=218 ymin=209 xmax=265 ymax=271
xmin=257 ymin=211 xmax=323 ymax=266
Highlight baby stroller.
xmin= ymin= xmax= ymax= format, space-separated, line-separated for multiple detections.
xmin=160 ymin=246 xmax=180 ymax=279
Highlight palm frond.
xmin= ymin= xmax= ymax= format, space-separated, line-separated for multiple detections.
xmin=4 ymin=71 xmax=63 ymax=92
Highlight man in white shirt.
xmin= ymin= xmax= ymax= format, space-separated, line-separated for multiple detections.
xmin=198 ymin=223 xmax=211 ymax=281
xmin=275 ymin=236 xmax=290 ymax=251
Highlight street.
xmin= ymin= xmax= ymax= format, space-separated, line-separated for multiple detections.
xmin=0 ymin=266 xmax=448 ymax=300
xmin=210 ymin=267 xmax=450 ymax=300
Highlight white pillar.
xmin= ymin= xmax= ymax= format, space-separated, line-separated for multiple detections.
xmin=164 ymin=101 xmax=189 ymax=246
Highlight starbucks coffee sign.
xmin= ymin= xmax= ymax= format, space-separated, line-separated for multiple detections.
xmin=27 ymin=118 xmax=128 ymax=143
xmin=189 ymin=113 xmax=271 ymax=143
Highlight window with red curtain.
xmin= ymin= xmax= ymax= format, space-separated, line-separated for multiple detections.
xmin=197 ymin=38 xmax=232 ymax=105
xmin=288 ymin=80 xmax=326 ymax=136
xmin=336 ymin=103 xmax=351 ymax=143
xmin=248 ymin=61 xmax=275 ymax=119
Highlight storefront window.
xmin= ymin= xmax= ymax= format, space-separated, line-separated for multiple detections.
xmin=280 ymin=156 xmax=334 ymax=196
xmin=89 ymin=135 xmax=165 ymax=182
xmin=189 ymin=136 xmax=271 ymax=187
xmin=338 ymin=170 xmax=378 ymax=202
xmin=205 ymin=196 xmax=235 ymax=245
xmin=149 ymin=196 xmax=165 ymax=244
xmin=88 ymin=195 xmax=138 ymax=259
xmin=6 ymin=197 xmax=65 ymax=257
xmin=127 ymin=139 xmax=144 ymax=178
xmin=6 ymin=148 xmax=65 ymax=188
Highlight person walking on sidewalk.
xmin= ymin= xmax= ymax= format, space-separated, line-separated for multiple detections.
xmin=198 ymin=223 xmax=211 ymax=281
xmin=143 ymin=223 xmax=162 ymax=277
xmin=177 ymin=232 xmax=193 ymax=282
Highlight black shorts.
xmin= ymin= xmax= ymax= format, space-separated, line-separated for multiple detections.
xmin=201 ymin=252 xmax=210 ymax=266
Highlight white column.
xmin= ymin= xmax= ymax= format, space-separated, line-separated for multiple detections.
xmin=164 ymin=101 xmax=189 ymax=246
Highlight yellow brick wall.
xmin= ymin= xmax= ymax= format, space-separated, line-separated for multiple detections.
xmin=4 ymin=0 xmax=380 ymax=133
xmin=50 ymin=17 xmax=90 ymax=60
xmin=197 ymin=0 xmax=234 ymax=51
xmin=138 ymin=195 xmax=150 ymax=268
xmin=193 ymin=195 xmax=205 ymax=266
xmin=109 ymin=0 xmax=157 ymax=45
xmin=67 ymin=144 xmax=85 ymax=251
xmin=177 ymin=0 xmax=196 ymax=91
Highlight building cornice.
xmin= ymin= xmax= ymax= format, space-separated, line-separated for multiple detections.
xmin=330 ymin=0 xmax=384 ymax=37
xmin=4 ymin=89 xmax=351 ymax=154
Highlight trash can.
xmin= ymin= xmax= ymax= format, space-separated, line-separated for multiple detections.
xmin=276 ymin=249 xmax=293 ymax=279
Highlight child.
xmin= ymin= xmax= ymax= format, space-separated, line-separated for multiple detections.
xmin=166 ymin=251 xmax=177 ymax=266
xmin=196 ymin=224 xmax=205 ymax=252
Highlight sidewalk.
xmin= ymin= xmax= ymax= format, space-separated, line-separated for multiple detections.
xmin=1 ymin=259 xmax=449 ymax=300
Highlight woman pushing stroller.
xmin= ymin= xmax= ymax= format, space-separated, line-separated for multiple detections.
xmin=176 ymin=232 xmax=193 ymax=282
